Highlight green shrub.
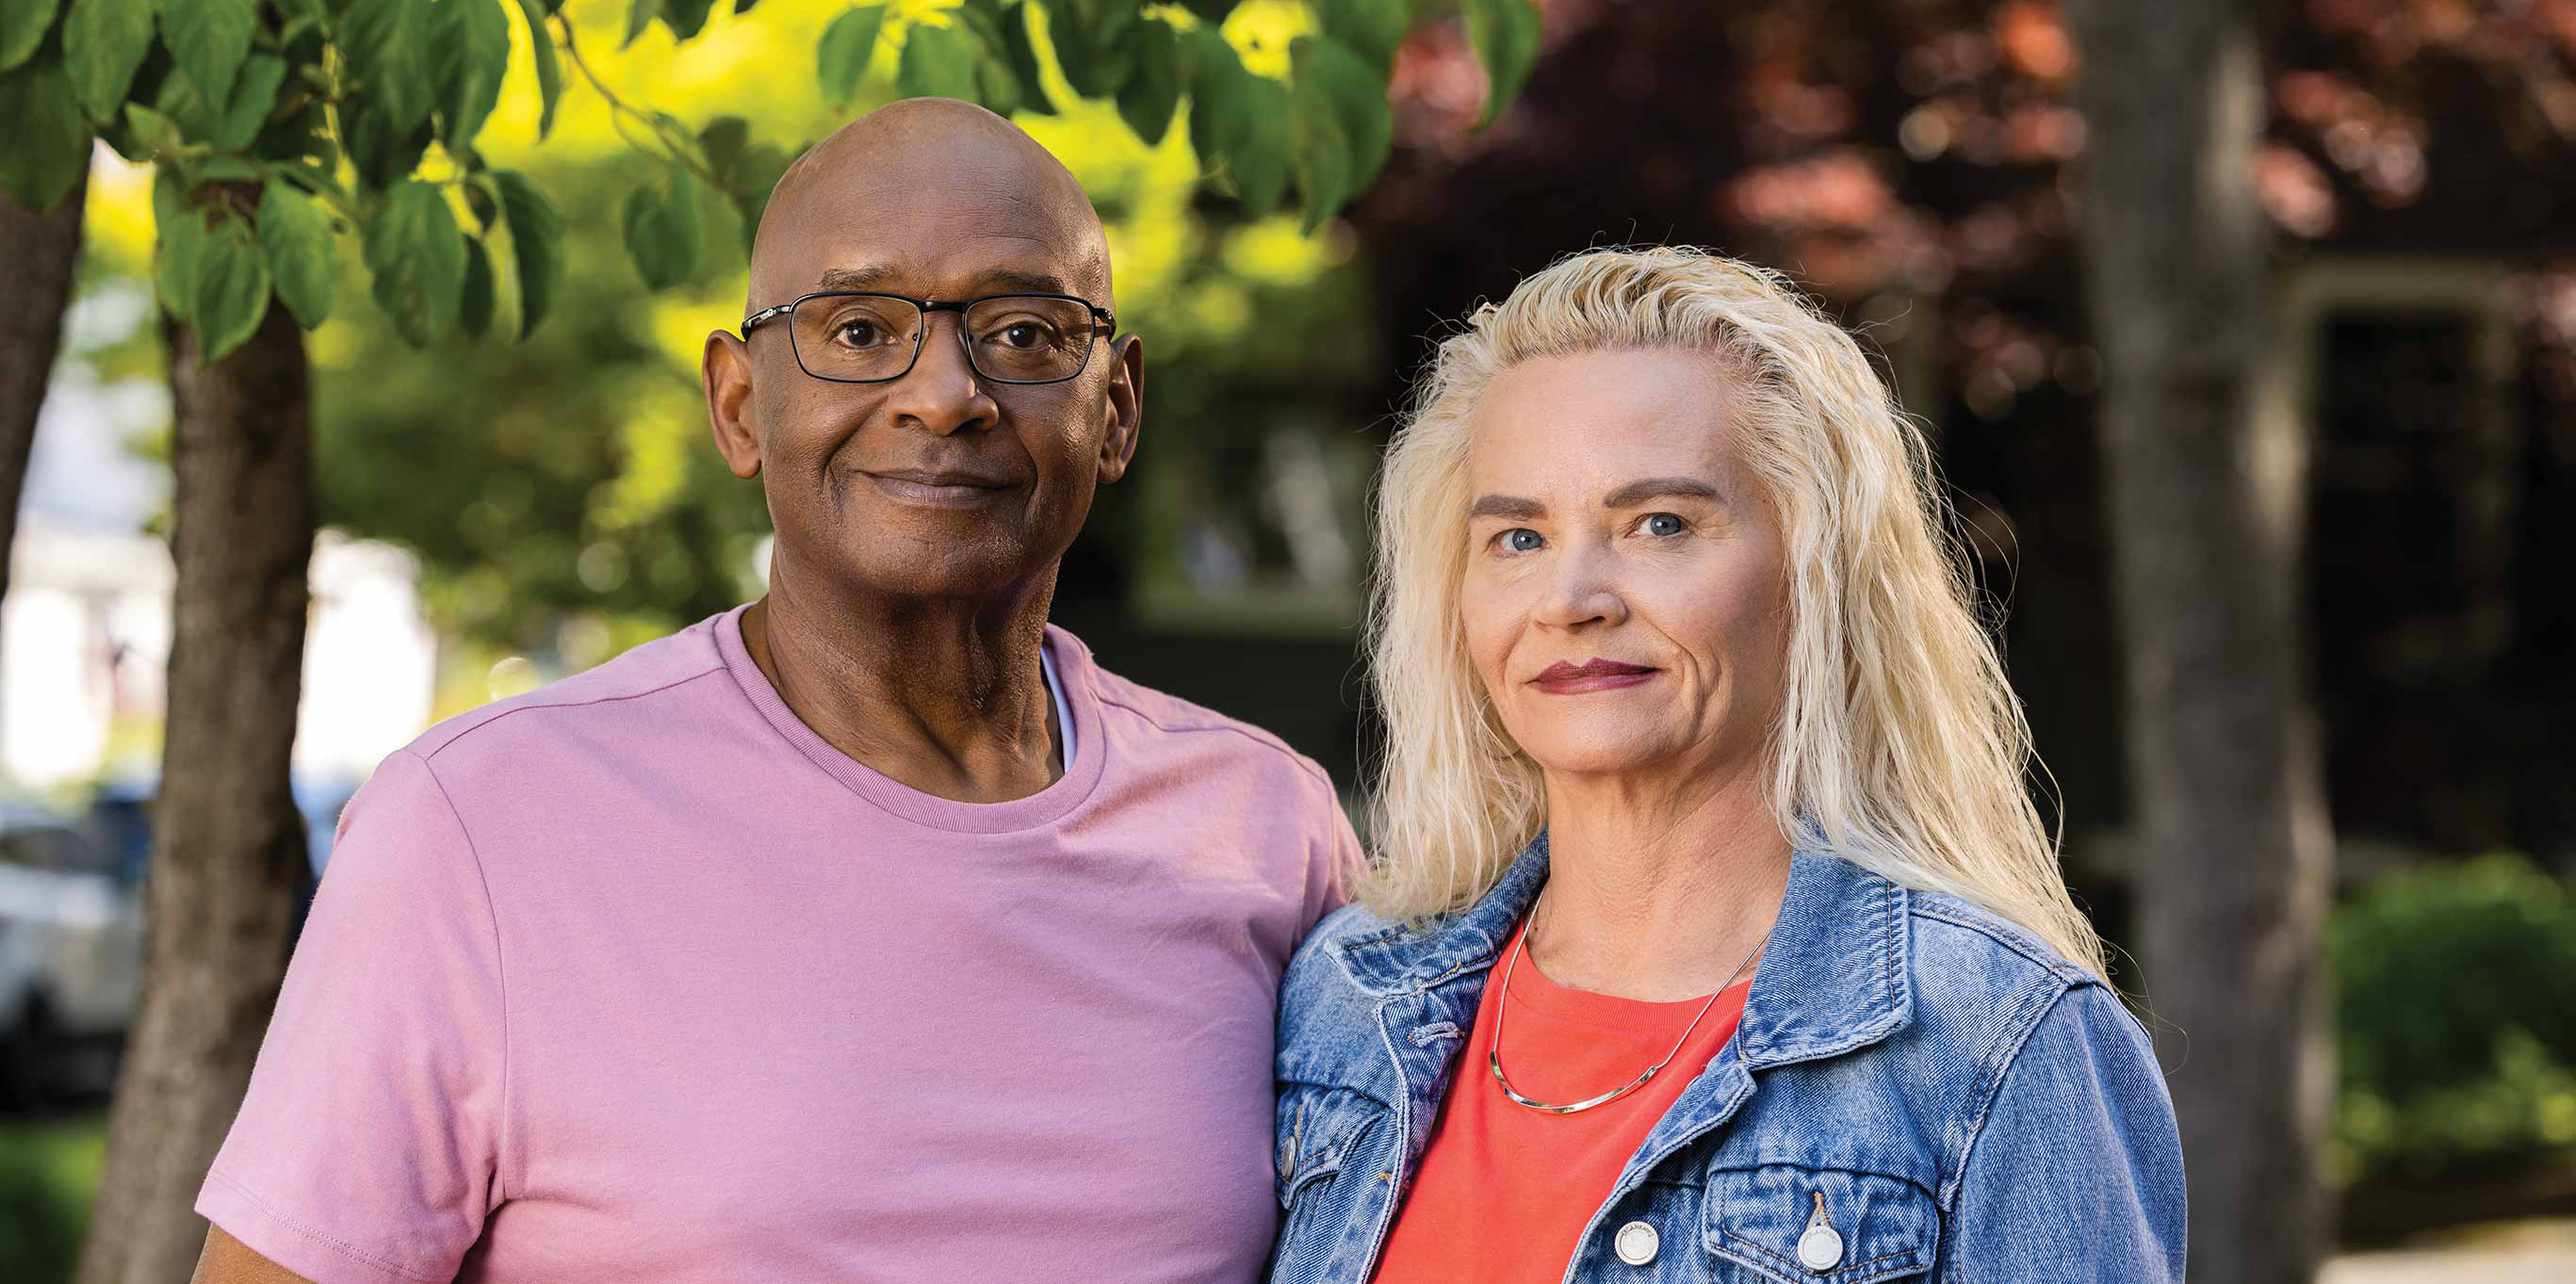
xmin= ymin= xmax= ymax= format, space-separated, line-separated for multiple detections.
xmin=2330 ymin=853 xmax=2576 ymax=1185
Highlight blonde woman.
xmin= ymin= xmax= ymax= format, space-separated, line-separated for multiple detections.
xmin=1267 ymin=248 xmax=2183 ymax=1283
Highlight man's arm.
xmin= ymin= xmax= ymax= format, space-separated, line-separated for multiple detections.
xmin=192 ymin=1226 xmax=317 ymax=1284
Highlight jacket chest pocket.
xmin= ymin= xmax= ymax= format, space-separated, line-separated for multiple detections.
xmin=1700 ymin=1163 xmax=1940 ymax=1284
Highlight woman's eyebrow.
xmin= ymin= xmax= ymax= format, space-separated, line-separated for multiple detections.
xmin=1600 ymin=476 xmax=1723 ymax=508
xmin=1468 ymin=495 xmax=1547 ymax=520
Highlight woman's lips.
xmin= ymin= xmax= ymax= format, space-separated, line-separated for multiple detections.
xmin=1529 ymin=659 xmax=1658 ymax=694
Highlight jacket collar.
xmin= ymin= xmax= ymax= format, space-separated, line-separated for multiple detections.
xmin=1327 ymin=830 xmax=1915 ymax=1070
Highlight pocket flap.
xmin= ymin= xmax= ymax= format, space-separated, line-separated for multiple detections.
xmin=1703 ymin=1163 xmax=1939 ymax=1283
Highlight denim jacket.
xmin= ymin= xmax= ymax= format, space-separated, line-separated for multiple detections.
xmin=1268 ymin=835 xmax=2185 ymax=1283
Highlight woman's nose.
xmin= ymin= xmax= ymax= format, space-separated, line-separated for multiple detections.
xmin=1534 ymin=546 xmax=1628 ymax=630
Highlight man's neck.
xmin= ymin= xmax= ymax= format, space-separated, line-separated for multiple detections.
xmin=741 ymin=566 xmax=1064 ymax=805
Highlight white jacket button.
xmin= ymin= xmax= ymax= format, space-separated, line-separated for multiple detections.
xmin=1797 ymin=1222 xmax=1845 ymax=1271
xmin=1613 ymin=1220 xmax=1659 ymax=1266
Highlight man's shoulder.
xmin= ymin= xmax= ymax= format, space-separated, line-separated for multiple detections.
xmin=1080 ymin=646 xmax=1333 ymax=792
xmin=406 ymin=613 xmax=734 ymax=765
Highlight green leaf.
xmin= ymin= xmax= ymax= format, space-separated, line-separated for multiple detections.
xmin=65 ymin=0 xmax=158 ymax=124
xmin=1287 ymin=70 xmax=1350 ymax=233
xmin=0 ymin=55 xmax=93 ymax=211
xmin=991 ymin=3 xmax=1051 ymax=115
xmin=365 ymin=178 xmax=467 ymax=346
xmin=154 ymin=171 xmax=204 ymax=318
xmin=1186 ymin=27 xmax=1287 ymax=216
xmin=815 ymin=4 xmax=884 ymax=106
xmin=258 ymin=177 xmax=334 ymax=328
xmin=1292 ymin=34 xmax=1389 ymax=192
xmin=895 ymin=20 xmax=978 ymax=103
xmin=0 ymin=0 xmax=59 ymax=73
xmin=726 ymin=139 xmax=789 ymax=252
xmin=620 ymin=162 xmax=699 ymax=289
xmin=698 ymin=114 xmax=749 ymax=182
xmin=658 ymin=0 xmax=714 ymax=41
xmin=1175 ymin=0 xmax=1235 ymax=23
xmin=210 ymin=53 xmax=285 ymax=152
xmin=343 ymin=0 xmax=436 ymax=134
xmin=1115 ymin=15 xmax=1182 ymax=145
xmin=158 ymin=0 xmax=253 ymax=107
xmin=190 ymin=216 xmax=272 ymax=364
xmin=122 ymin=99 xmax=183 ymax=154
xmin=458 ymin=234 xmax=496 ymax=336
xmin=734 ymin=0 xmax=761 ymax=12
xmin=190 ymin=156 xmax=258 ymax=182
xmin=1317 ymin=0 xmax=1405 ymax=72
xmin=1461 ymin=0 xmax=1539 ymax=130
xmin=491 ymin=169 xmax=561 ymax=334
xmin=432 ymin=0 xmax=510 ymax=154
xmin=1046 ymin=0 xmax=1129 ymax=99
xmin=622 ymin=0 xmax=657 ymax=48
xmin=512 ymin=0 xmax=562 ymax=138
xmin=340 ymin=84 xmax=435 ymax=190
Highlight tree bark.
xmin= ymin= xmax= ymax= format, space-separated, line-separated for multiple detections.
xmin=75 ymin=298 xmax=315 ymax=1284
xmin=0 ymin=170 xmax=88 ymax=600
xmin=2065 ymin=4 xmax=2337 ymax=1284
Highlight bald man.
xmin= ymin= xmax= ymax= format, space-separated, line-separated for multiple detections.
xmin=189 ymin=100 xmax=1357 ymax=1284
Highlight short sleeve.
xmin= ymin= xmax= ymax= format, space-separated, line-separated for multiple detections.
xmin=1305 ymin=772 xmax=1361 ymax=934
xmin=196 ymin=748 xmax=507 ymax=1284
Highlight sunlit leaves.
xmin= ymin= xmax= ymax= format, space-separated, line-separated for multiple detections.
xmin=344 ymin=0 xmax=436 ymax=136
xmin=512 ymin=0 xmax=563 ymax=138
xmin=895 ymin=19 xmax=978 ymax=102
xmin=366 ymin=178 xmax=469 ymax=347
xmin=191 ymin=216 xmax=273 ymax=362
xmin=64 ymin=0 xmax=158 ymax=124
xmin=817 ymin=4 xmax=886 ymax=106
xmin=0 ymin=0 xmax=58 ymax=73
xmin=432 ymin=0 xmax=512 ymax=155
xmin=492 ymin=169 xmax=564 ymax=336
xmin=1188 ymin=24 xmax=1289 ymax=217
xmin=1115 ymin=14 xmax=1183 ymax=146
xmin=258 ymin=179 xmax=336 ymax=329
xmin=159 ymin=0 xmax=254 ymax=106
xmin=621 ymin=161 xmax=701 ymax=289
xmin=1464 ymin=0 xmax=1541 ymax=129
xmin=0 ymin=53 xmax=91 ymax=210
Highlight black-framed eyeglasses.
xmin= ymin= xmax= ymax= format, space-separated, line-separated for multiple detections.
xmin=740 ymin=291 xmax=1116 ymax=385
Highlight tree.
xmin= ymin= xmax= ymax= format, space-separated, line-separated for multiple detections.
xmin=0 ymin=2 xmax=1539 ymax=1279
xmin=0 ymin=165 xmax=86 ymax=608
xmin=2065 ymin=3 xmax=2335 ymax=1283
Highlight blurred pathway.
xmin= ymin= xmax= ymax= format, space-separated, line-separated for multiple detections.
xmin=2324 ymin=1220 xmax=2576 ymax=1282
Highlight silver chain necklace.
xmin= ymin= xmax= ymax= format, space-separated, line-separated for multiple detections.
xmin=1488 ymin=904 xmax=1770 ymax=1114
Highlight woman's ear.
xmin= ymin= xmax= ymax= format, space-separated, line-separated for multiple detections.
xmin=704 ymin=330 xmax=762 ymax=479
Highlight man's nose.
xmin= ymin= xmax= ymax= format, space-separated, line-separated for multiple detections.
xmin=883 ymin=313 xmax=998 ymax=437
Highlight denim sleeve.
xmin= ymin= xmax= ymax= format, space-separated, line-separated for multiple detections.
xmin=1941 ymin=983 xmax=2186 ymax=1282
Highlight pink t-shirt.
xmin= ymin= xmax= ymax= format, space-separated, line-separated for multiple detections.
xmin=198 ymin=606 xmax=1354 ymax=1284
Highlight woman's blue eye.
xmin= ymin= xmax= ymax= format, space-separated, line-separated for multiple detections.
xmin=1502 ymin=528 xmax=1543 ymax=553
xmin=1641 ymin=512 xmax=1686 ymax=537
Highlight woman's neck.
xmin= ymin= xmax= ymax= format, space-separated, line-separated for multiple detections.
xmin=1527 ymin=765 xmax=1792 ymax=1002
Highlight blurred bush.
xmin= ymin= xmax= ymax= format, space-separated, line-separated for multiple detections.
xmin=2331 ymin=853 xmax=2576 ymax=1186
xmin=0 ymin=1113 xmax=104 ymax=1283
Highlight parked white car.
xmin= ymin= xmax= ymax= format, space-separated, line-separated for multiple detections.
xmin=0 ymin=804 xmax=142 ymax=1100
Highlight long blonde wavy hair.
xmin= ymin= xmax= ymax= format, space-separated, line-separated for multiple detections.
xmin=1361 ymin=245 xmax=2107 ymax=980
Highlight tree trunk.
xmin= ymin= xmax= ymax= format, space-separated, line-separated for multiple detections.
xmin=0 ymin=170 xmax=88 ymax=599
xmin=75 ymin=298 xmax=315 ymax=1284
xmin=2065 ymin=5 xmax=2337 ymax=1284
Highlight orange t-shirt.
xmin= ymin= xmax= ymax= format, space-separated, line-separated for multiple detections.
xmin=1370 ymin=918 xmax=1751 ymax=1283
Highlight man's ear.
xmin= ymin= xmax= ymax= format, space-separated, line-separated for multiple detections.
xmin=704 ymin=330 xmax=762 ymax=479
xmin=1095 ymin=333 xmax=1143 ymax=485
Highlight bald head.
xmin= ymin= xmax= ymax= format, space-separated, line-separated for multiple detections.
xmin=749 ymin=98 xmax=1112 ymax=316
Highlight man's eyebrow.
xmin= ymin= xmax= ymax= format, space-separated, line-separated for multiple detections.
xmin=807 ymin=266 xmax=1079 ymax=297
xmin=1468 ymin=495 xmax=1546 ymax=521
xmin=1601 ymin=476 xmax=1723 ymax=508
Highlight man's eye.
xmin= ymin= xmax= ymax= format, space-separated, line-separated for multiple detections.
xmin=1640 ymin=512 xmax=1687 ymax=537
xmin=836 ymin=321 xmax=887 ymax=347
xmin=1499 ymin=528 xmax=1543 ymax=553
xmin=992 ymin=321 xmax=1052 ymax=349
